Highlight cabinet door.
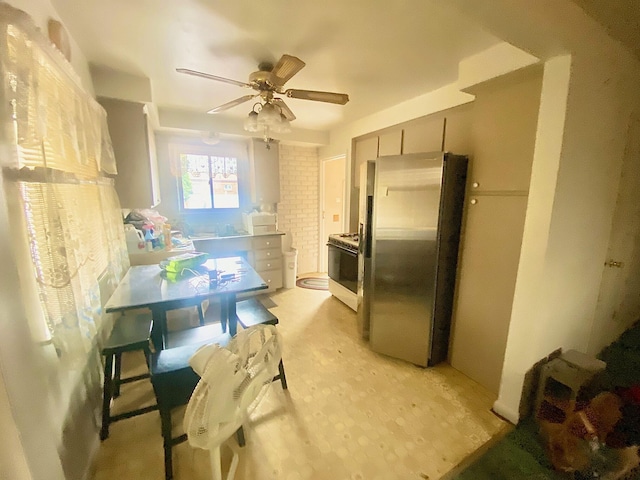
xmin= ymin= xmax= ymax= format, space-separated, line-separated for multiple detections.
xmin=402 ymin=116 xmax=444 ymax=154
xmin=250 ymin=138 xmax=280 ymax=204
xmin=444 ymin=103 xmax=473 ymax=156
xmin=470 ymin=69 xmax=543 ymax=192
xmin=353 ymin=136 xmax=378 ymax=188
xmin=449 ymin=195 xmax=528 ymax=395
xmin=378 ymin=130 xmax=402 ymax=156
xmin=100 ymin=98 xmax=160 ymax=208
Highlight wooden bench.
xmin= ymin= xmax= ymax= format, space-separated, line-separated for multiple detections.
xmin=150 ymin=327 xmax=234 ymax=480
xmin=150 ymin=299 xmax=288 ymax=479
xmin=234 ymin=298 xmax=288 ymax=390
xmin=235 ymin=297 xmax=279 ymax=327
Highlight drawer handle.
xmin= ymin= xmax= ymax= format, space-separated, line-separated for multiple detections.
xmin=266 ymin=241 xmax=271 ymax=246
xmin=267 ymin=278 xmax=271 ymax=283
xmin=267 ymin=263 xmax=271 ymax=267
xmin=266 ymin=252 xmax=271 ymax=256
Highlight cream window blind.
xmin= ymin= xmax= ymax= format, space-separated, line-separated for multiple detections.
xmin=0 ymin=6 xmax=116 ymax=175
xmin=1 ymin=4 xmax=127 ymax=359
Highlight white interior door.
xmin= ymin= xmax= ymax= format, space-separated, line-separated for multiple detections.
xmin=319 ymin=156 xmax=346 ymax=272
xmin=589 ymin=113 xmax=640 ymax=354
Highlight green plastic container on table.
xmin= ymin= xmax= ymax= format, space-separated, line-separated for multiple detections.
xmin=159 ymin=252 xmax=208 ymax=274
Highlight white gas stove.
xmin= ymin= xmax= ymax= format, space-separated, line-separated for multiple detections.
xmin=327 ymin=233 xmax=359 ymax=311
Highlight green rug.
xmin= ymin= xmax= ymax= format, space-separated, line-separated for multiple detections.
xmin=451 ymin=321 xmax=640 ymax=480
xmin=452 ymin=417 xmax=563 ymax=480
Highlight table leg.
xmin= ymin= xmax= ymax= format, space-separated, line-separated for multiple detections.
xmin=150 ymin=307 xmax=166 ymax=351
xmin=220 ymin=300 xmax=228 ymax=334
xmin=224 ymin=293 xmax=238 ymax=337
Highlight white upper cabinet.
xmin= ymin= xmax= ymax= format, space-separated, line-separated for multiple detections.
xmin=402 ymin=116 xmax=445 ymax=154
xmin=469 ymin=69 xmax=543 ymax=193
xmin=443 ymin=103 xmax=474 ymax=156
xmin=99 ymin=98 xmax=161 ymax=208
xmin=249 ymin=138 xmax=280 ymax=204
xmin=378 ymin=130 xmax=402 ymax=156
xmin=353 ymin=136 xmax=378 ymax=188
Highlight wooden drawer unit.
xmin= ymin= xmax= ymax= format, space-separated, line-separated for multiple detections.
xmin=252 ymin=235 xmax=283 ymax=291
xmin=258 ymin=268 xmax=283 ymax=291
xmin=254 ymin=247 xmax=281 ymax=262
xmin=255 ymin=258 xmax=280 ymax=272
xmin=253 ymin=236 xmax=280 ymax=250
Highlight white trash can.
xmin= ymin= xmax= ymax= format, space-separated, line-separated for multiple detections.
xmin=283 ymin=248 xmax=298 ymax=288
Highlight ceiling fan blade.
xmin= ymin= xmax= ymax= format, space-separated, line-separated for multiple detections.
xmin=176 ymin=68 xmax=253 ymax=88
xmin=207 ymin=94 xmax=258 ymax=114
xmin=284 ymin=89 xmax=349 ymax=105
xmin=269 ymin=54 xmax=306 ymax=86
xmin=272 ymin=98 xmax=296 ymax=121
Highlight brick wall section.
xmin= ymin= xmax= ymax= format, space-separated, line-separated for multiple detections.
xmin=278 ymin=144 xmax=319 ymax=274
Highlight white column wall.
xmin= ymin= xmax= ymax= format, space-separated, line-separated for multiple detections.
xmin=491 ymin=56 xmax=571 ymax=421
xmin=495 ymin=52 xmax=640 ymax=422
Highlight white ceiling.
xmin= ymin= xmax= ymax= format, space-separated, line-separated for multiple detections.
xmin=49 ymin=0 xmax=502 ymax=133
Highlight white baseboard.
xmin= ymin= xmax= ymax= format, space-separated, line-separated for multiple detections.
xmin=492 ymin=398 xmax=519 ymax=424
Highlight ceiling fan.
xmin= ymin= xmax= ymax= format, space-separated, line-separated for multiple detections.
xmin=176 ymin=54 xmax=349 ymax=122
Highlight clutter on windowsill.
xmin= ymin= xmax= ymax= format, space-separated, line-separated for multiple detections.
xmin=124 ymin=208 xmax=192 ymax=254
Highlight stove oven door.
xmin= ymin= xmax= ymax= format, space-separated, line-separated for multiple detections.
xmin=327 ymin=244 xmax=358 ymax=294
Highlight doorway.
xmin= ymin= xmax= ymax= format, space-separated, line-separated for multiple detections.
xmin=319 ymin=155 xmax=346 ymax=272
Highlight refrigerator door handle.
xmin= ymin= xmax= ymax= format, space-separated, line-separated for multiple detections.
xmin=365 ymin=195 xmax=373 ymax=258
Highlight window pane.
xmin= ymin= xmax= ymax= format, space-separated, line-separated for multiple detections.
xmin=181 ymin=153 xmax=212 ymax=209
xmin=211 ymin=156 xmax=239 ymax=208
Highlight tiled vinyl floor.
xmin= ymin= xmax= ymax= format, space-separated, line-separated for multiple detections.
xmin=90 ymin=279 xmax=508 ymax=480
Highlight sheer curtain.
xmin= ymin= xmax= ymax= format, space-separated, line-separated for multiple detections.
xmin=0 ymin=4 xmax=128 ymax=366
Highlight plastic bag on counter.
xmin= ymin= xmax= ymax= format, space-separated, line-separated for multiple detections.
xmin=124 ymin=209 xmax=168 ymax=230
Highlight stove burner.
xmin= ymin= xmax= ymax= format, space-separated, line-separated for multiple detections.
xmin=328 ymin=233 xmax=359 ymax=253
xmin=337 ymin=233 xmax=359 ymax=240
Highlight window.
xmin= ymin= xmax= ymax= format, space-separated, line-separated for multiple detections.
xmin=179 ymin=153 xmax=240 ymax=210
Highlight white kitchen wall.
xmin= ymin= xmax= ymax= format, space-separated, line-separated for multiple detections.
xmin=277 ymin=144 xmax=320 ymax=274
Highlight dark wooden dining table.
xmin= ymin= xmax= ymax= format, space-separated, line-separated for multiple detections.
xmin=104 ymin=256 xmax=268 ymax=349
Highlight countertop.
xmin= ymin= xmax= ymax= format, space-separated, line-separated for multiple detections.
xmin=189 ymin=231 xmax=285 ymax=241
xmin=128 ymin=240 xmax=196 ymax=266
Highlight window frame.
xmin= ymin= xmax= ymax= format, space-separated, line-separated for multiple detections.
xmin=172 ymin=143 xmax=243 ymax=213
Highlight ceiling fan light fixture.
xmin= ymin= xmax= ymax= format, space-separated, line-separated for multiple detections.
xmin=243 ymin=100 xmax=291 ymax=142
xmin=178 ymin=54 xmax=349 ymax=141
xmin=270 ymin=113 xmax=291 ymax=134
xmin=256 ymin=102 xmax=280 ymax=126
xmin=244 ymin=110 xmax=259 ymax=132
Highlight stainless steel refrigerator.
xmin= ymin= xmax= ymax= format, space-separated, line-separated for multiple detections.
xmin=357 ymin=152 xmax=468 ymax=367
